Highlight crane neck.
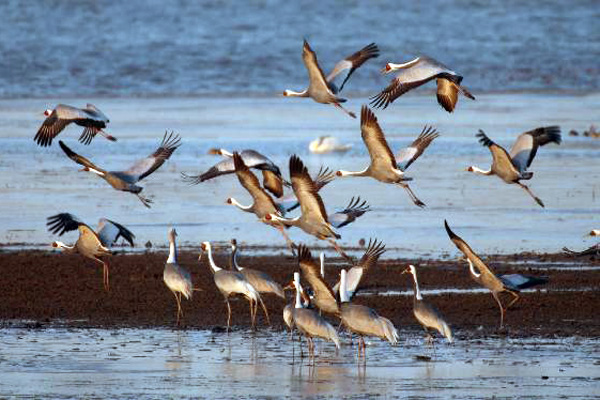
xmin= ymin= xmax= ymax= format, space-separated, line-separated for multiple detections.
xmin=467 ymin=259 xmax=481 ymax=278
xmin=468 ymin=166 xmax=492 ymax=175
xmin=284 ymin=89 xmax=309 ymax=97
xmin=410 ymin=268 xmax=423 ymax=301
xmin=53 ymin=241 xmax=76 ymax=253
xmin=319 ymin=252 xmax=325 ymax=278
xmin=294 ymin=272 xmax=303 ymax=308
xmin=336 ymin=167 xmax=369 ymax=178
xmin=228 ymin=198 xmax=253 ymax=212
xmin=167 ymin=234 xmax=177 ymax=264
xmin=205 ymin=244 xmax=221 ymax=272
xmin=230 ymin=243 xmax=242 ymax=271
xmin=339 ymin=269 xmax=349 ymax=303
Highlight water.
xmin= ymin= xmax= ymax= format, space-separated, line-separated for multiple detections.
xmin=0 ymin=94 xmax=598 ymax=257
xmin=0 ymin=1 xmax=598 ymax=97
xmin=0 ymin=327 xmax=598 ymax=399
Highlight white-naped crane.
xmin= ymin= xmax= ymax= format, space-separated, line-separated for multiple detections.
xmin=332 ymin=238 xmax=386 ymax=298
xmin=444 ymin=220 xmax=548 ymax=328
xmin=288 ymin=271 xmax=340 ymax=357
xmin=46 ymin=212 xmax=135 ymax=291
xmin=282 ymin=274 xmax=311 ymax=338
xmin=273 ymin=165 xmax=336 ymax=215
xmin=370 ymin=56 xmax=475 ymax=112
xmin=163 ymin=228 xmax=193 ymax=326
xmin=402 ymin=265 xmax=453 ymax=344
xmin=182 ymin=148 xmax=285 ymax=198
xmin=466 ymin=126 xmax=562 ymax=208
xmin=283 ymin=40 xmax=380 ymax=118
xmin=336 ymin=106 xmax=439 ymax=208
xmin=200 ymin=241 xmax=269 ymax=331
xmin=297 ymin=244 xmax=340 ymax=315
xmin=59 ymin=131 xmax=180 ymax=208
xmin=225 ymin=152 xmax=296 ymax=250
xmin=339 ymin=269 xmax=399 ymax=358
xmin=230 ymin=239 xmax=285 ymax=299
xmin=264 ymin=155 xmax=360 ymax=261
xmin=34 ymin=103 xmax=115 ymax=147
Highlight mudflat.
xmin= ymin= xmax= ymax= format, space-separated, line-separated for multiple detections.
xmin=1 ymin=249 xmax=598 ymax=338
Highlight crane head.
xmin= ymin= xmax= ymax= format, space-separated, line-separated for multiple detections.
xmin=44 ymin=109 xmax=53 ymax=116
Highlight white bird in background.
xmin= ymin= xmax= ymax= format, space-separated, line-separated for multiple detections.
xmin=284 ymin=40 xmax=380 ymax=118
xmin=58 ymin=131 xmax=181 ymax=208
xmin=46 ymin=213 xmax=135 ymax=291
xmin=402 ymin=264 xmax=453 ymax=344
xmin=163 ymin=228 xmax=193 ymax=326
xmin=466 ymin=126 xmax=561 ymax=208
xmin=34 ymin=103 xmax=115 ymax=147
xmin=200 ymin=241 xmax=269 ymax=331
xmin=336 ymin=106 xmax=439 ymax=208
xmin=370 ymin=55 xmax=475 ymax=112
xmin=309 ymin=136 xmax=353 ymax=154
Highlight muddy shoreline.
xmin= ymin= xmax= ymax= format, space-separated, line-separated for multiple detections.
xmin=1 ymin=248 xmax=598 ymax=338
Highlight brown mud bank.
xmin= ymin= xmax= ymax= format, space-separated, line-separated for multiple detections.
xmin=0 ymin=249 xmax=598 ymax=337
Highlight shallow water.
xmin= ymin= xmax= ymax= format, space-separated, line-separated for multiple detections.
xmin=0 ymin=94 xmax=598 ymax=258
xmin=1 ymin=328 xmax=598 ymax=399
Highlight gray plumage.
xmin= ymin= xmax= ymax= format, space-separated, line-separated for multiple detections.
xmin=370 ymin=56 xmax=475 ymax=112
xmin=163 ymin=228 xmax=193 ymax=326
xmin=230 ymin=239 xmax=285 ymax=299
xmin=403 ymin=265 xmax=452 ymax=343
xmin=283 ymin=39 xmax=379 ymax=118
xmin=445 ymin=220 xmax=548 ymax=328
xmin=35 ymin=103 xmax=115 ymax=147
xmin=336 ymin=106 xmax=431 ymax=208
xmin=46 ymin=212 xmax=134 ymax=291
xmin=182 ymin=148 xmax=284 ymax=198
xmin=468 ymin=127 xmax=561 ymax=208
xmin=58 ymin=131 xmax=180 ymax=208
xmin=332 ymin=238 xmax=386 ymax=297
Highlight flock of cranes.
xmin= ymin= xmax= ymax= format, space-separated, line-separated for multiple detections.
xmin=39 ymin=39 xmax=566 ymax=358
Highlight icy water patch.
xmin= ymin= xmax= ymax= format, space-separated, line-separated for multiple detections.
xmin=0 ymin=328 xmax=598 ymax=399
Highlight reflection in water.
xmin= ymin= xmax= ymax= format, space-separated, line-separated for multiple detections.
xmin=0 ymin=327 xmax=598 ymax=398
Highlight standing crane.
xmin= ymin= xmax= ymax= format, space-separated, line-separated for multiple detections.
xmin=402 ymin=265 xmax=453 ymax=344
xmin=200 ymin=241 xmax=269 ymax=331
xmin=163 ymin=228 xmax=193 ymax=326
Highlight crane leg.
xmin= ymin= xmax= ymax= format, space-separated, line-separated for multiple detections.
xmin=517 ymin=183 xmax=545 ymax=208
xmin=506 ymin=291 xmax=520 ymax=310
xmin=257 ymin=296 xmax=270 ymax=325
xmin=225 ymin=297 xmax=232 ymax=333
xmin=333 ymin=102 xmax=357 ymax=119
xmin=249 ymin=299 xmax=256 ymax=330
xmin=136 ymin=193 xmax=153 ymax=208
xmin=102 ymin=261 xmax=110 ymax=292
xmin=276 ymin=225 xmax=296 ymax=256
xmin=172 ymin=290 xmax=182 ymax=326
xmin=328 ymin=239 xmax=353 ymax=263
xmin=492 ymin=292 xmax=505 ymax=328
xmin=397 ymin=182 xmax=426 ymax=208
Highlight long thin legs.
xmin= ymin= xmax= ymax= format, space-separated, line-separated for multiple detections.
xmin=397 ymin=182 xmax=426 ymax=208
xmin=492 ymin=292 xmax=505 ymax=328
xmin=172 ymin=290 xmax=183 ymax=326
xmin=333 ymin=102 xmax=356 ymax=119
xmin=328 ymin=239 xmax=353 ymax=263
xmin=517 ymin=182 xmax=545 ymax=208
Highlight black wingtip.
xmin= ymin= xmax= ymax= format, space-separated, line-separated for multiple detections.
xmin=232 ymin=152 xmax=246 ymax=171
xmin=476 ymin=130 xmax=494 ymax=147
xmin=444 ymin=219 xmax=457 ymax=239
xmin=58 ymin=140 xmax=74 ymax=156
xmin=297 ymin=244 xmax=313 ymax=263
